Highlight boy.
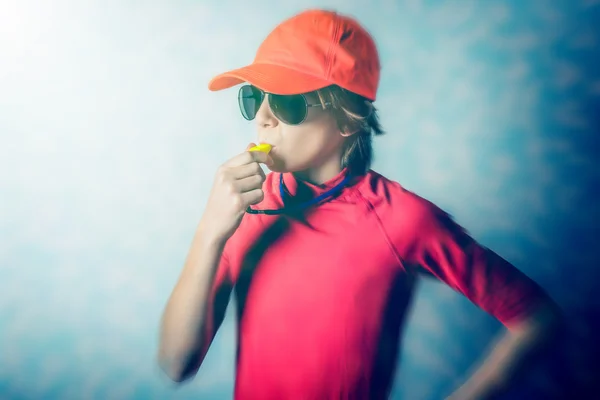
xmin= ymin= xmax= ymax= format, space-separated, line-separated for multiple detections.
xmin=158 ymin=9 xmax=560 ymax=400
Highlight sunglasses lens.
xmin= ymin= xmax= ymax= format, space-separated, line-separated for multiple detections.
xmin=238 ymin=85 xmax=263 ymax=120
xmin=269 ymin=94 xmax=307 ymax=125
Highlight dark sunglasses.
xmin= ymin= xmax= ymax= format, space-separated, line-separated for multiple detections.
xmin=238 ymin=85 xmax=330 ymax=125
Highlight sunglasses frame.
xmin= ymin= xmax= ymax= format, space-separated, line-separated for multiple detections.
xmin=238 ymin=84 xmax=330 ymax=125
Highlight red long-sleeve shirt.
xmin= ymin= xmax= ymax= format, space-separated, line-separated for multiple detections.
xmin=203 ymin=168 xmax=547 ymax=399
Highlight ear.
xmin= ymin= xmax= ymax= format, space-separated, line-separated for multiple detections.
xmin=340 ymin=128 xmax=359 ymax=137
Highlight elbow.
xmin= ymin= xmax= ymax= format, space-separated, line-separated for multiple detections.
xmin=517 ymin=300 xmax=565 ymax=347
xmin=537 ymin=299 xmax=565 ymax=340
xmin=157 ymin=348 xmax=202 ymax=383
xmin=159 ymin=361 xmax=189 ymax=383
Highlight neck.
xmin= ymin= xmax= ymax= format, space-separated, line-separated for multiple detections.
xmin=292 ymin=159 xmax=344 ymax=185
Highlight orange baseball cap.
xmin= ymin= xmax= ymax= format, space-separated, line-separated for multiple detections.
xmin=207 ymin=9 xmax=381 ymax=101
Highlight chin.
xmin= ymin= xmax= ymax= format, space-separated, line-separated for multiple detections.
xmin=265 ymin=157 xmax=289 ymax=173
xmin=266 ymin=165 xmax=288 ymax=174
xmin=266 ymin=157 xmax=309 ymax=175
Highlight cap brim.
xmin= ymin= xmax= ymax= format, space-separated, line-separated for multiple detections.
xmin=208 ymin=63 xmax=332 ymax=95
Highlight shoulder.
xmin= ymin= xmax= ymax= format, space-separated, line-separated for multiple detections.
xmin=358 ymin=170 xmax=439 ymax=222
xmin=358 ymin=170 xmax=457 ymax=239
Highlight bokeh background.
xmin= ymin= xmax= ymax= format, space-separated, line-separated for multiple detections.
xmin=1 ymin=0 xmax=599 ymax=399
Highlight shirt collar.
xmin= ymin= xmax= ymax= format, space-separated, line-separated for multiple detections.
xmin=278 ymin=167 xmax=353 ymax=203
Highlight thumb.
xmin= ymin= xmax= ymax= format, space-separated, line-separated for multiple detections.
xmin=246 ymin=142 xmax=257 ymax=151
xmin=265 ymin=154 xmax=274 ymax=167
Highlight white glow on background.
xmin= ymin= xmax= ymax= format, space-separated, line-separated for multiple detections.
xmin=1 ymin=0 xmax=598 ymax=399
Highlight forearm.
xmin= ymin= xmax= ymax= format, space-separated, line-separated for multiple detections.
xmin=158 ymin=222 xmax=227 ymax=382
xmin=450 ymin=303 xmax=562 ymax=399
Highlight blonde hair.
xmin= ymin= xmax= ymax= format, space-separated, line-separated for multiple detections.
xmin=316 ymin=85 xmax=385 ymax=174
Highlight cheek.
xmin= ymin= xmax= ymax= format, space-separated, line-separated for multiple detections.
xmin=277 ymin=131 xmax=336 ymax=167
xmin=277 ymin=126 xmax=308 ymax=151
xmin=281 ymin=128 xmax=325 ymax=155
xmin=272 ymin=113 xmax=340 ymax=164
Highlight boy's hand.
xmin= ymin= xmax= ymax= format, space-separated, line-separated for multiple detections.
xmin=200 ymin=143 xmax=273 ymax=243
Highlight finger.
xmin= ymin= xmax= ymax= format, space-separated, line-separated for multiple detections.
xmin=224 ymin=148 xmax=270 ymax=168
xmin=240 ymin=188 xmax=265 ymax=206
xmin=231 ymin=161 xmax=266 ymax=181
xmin=245 ymin=142 xmax=257 ymax=151
xmin=236 ymin=173 xmax=265 ymax=193
xmin=248 ymin=147 xmax=274 ymax=167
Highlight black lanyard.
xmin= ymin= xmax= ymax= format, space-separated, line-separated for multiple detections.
xmin=246 ymin=173 xmax=354 ymax=215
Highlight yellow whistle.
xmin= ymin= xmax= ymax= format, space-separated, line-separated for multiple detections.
xmin=248 ymin=143 xmax=272 ymax=154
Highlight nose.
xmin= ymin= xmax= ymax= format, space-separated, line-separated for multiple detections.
xmin=255 ymin=95 xmax=279 ymax=129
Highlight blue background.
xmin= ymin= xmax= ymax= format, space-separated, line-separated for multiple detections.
xmin=1 ymin=0 xmax=599 ymax=399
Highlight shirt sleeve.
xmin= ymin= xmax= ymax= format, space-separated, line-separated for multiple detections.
xmin=406 ymin=203 xmax=548 ymax=327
